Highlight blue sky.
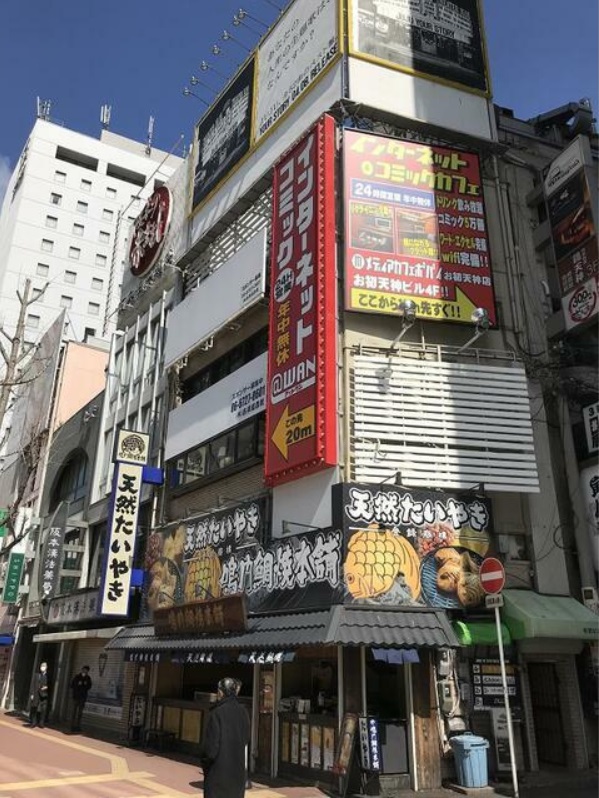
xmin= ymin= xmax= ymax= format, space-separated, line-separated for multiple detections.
xmin=0 ymin=0 xmax=597 ymax=201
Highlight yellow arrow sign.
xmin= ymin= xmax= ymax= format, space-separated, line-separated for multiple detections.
xmin=272 ymin=404 xmax=316 ymax=460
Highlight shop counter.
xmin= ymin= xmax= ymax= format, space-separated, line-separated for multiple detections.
xmin=148 ymin=695 xmax=252 ymax=754
xmin=278 ymin=712 xmax=337 ymax=783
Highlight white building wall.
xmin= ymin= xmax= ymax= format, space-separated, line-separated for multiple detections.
xmin=0 ymin=119 xmax=181 ymax=347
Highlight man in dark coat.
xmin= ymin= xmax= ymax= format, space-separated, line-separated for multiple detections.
xmin=200 ymin=677 xmax=250 ymax=798
xmin=70 ymin=665 xmax=92 ymax=731
xmin=29 ymin=661 xmax=49 ymax=728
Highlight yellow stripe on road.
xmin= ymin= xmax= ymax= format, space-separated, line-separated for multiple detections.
xmin=0 ymin=770 xmax=154 ymax=792
xmin=0 ymin=720 xmax=129 ymax=776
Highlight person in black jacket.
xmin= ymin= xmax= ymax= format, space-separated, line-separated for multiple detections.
xmin=200 ymin=677 xmax=251 ymax=798
xmin=70 ymin=665 xmax=92 ymax=731
xmin=28 ymin=662 xmax=49 ymax=728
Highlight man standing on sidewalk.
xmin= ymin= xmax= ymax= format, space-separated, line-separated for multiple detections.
xmin=28 ymin=661 xmax=50 ymax=728
xmin=200 ymin=677 xmax=250 ymax=798
xmin=70 ymin=665 xmax=92 ymax=732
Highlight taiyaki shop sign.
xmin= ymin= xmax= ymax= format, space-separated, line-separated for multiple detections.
xmin=143 ymin=497 xmax=343 ymax=614
xmin=332 ymin=483 xmax=494 ymax=610
xmin=116 ymin=429 xmax=150 ymax=466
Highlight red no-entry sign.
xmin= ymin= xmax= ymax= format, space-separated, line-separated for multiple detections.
xmin=480 ymin=557 xmax=506 ymax=595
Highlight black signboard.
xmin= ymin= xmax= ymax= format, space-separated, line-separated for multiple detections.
xmin=144 ymin=496 xmax=342 ymax=615
xmin=352 ymin=0 xmax=488 ymax=93
xmin=192 ymin=58 xmax=255 ymax=210
xmin=332 ymin=482 xmax=494 ymax=610
xmin=471 ymin=657 xmax=522 ymax=715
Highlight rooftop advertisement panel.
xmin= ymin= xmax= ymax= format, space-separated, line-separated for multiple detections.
xmin=343 ymin=129 xmax=496 ymax=324
xmin=254 ymin=0 xmax=340 ymax=142
xmin=349 ymin=0 xmax=489 ymax=94
xmin=191 ymin=58 xmax=255 ymax=212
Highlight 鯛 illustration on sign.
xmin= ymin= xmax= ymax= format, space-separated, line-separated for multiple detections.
xmin=333 ymin=482 xmax=494 ymax=609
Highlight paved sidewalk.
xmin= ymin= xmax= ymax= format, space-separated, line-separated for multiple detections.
xmin=1 ymin=711 xmax=596 ymax=798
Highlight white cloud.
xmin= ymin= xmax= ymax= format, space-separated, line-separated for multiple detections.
xmin=0 ymin=155 xmax=12 ymax=209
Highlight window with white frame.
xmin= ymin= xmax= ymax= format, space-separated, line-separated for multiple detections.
xmin=60 ymin=295 xmax=73 ymax=309
xmin=68 ymin=246 xmax=81 ymax=260
xmin=73 ymin=223 xmax=84 ymax=237
xmin=50 ymin=192 xmax=62 ymax=206
xmin=41 ymin=238 xmax=53 ymax=252
xmin=27 ymin=314 xmax=40 ymax=329
xmin=95 ymin=253 xmax=107 ymax=267
xmin=106 ymin=186 xmax=117 ymax=199
xmin=80 ymin=178 xmax=92 ymax=192
xmin=55 ymin=170 xmax=66 ymax=183
xmin=45 ymin=215 xmax=58 ymax=228
xmin=102 ymin=208 xmax=114 ymax=221
xmin=88 ymin=302 xmax=100 ymax=316
xmin=64 ymin=270 xmax=77 ymax=284
xmin=98 ymin=230 xmax=110 ymax=244
xmin=36 ymin=263 xmax=50 ymax=277
xmin=76 ymin=200 xmax=88 ymax=214
xmin=91 ymin=278 xmax=103 ymax=291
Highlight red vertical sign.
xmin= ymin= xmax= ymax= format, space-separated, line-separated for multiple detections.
xmin=265 ymin=115 xmax=337 ymax=486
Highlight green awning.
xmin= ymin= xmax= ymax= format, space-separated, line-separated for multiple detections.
xmin=452 ymin=620 xmax=512 ymax=646
xmin=502 ymin=590 xmax=599 ymax=641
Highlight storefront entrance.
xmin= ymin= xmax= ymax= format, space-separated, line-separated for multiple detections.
xmin=527 ymin=662 xmax=566 ymax=766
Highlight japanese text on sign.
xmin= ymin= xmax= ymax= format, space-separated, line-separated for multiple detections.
xmin=255 ymin=0 xmax=339 ymax=140
xmin=343 ymin=131 xmax=496 ymax=324
xmin=265 ymin=115 xmax=337 ymax=484
xmin=99 ymin=462 xmax=143 ymax=616
xmin=219 ymin=530 xmax=342 ymax=596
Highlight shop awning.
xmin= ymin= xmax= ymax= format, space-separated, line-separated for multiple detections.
xmin=452 ymin=620 xmax=512 ymax=646
xmin=324 ymin=606 xmax=460 ymax=648
xmin=33 ymin=627 xmax=122 ymax=644
xmin=106 ymin=610 xmax=332 ymax=654
xmin=106 ymin=606 xmax=459 ymax=655
xmin=0 ymin=635 xmax=14 ymax=646
xmin=501 ymin=590 xmax=599 ymax=641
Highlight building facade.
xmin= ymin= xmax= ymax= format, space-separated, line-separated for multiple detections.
xmin=2 ymin=1 xmax=597 ymax=794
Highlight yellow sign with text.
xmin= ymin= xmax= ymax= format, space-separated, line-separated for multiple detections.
xmin=272 ymin=404 xmax=316 ymax=460
xmin=349 ymin=287 xmax=479 ymax=322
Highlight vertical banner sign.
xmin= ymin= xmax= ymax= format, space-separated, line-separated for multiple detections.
xmin=544 ymin=137 xmax=598 ymax=331
xmin=2 ymin=552 xmax=25 ymax=603
xmin=343 ymin=130 xmax=496 ymax=324
xmin=264 ymin=114 xmax=337 ymax=485
xmin=99 ymin=462 xmax=143 ymax=616
xmin=0 ymin=509 xmax=7 ymax=538
xmin=39 ymin=500 xmax=69 ymax=602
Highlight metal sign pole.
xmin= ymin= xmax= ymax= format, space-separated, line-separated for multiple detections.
xmin=494 ymin=603 xmax=519 ymax=798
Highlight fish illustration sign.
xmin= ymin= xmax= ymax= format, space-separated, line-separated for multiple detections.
xmin=332 ymin=482 xmax=494 ymax=610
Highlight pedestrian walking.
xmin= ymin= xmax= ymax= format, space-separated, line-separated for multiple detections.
xmin=70 ymin=665 xmax=92 ymax=731
xmin=28 ymin=661 xmax=50 ymax=728
xmin=199 ymin=676 xmax=251 ymax=798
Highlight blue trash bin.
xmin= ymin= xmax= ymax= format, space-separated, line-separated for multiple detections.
xmin=449 ymin=733 xmax=490 ymax=788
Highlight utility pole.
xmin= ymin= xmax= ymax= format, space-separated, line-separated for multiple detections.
xmin=0 ymin=278 xmax=32 ymax=431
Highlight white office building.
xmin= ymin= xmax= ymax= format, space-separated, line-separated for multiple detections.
xmin=0 ymin=116 xmax=182 ymax=348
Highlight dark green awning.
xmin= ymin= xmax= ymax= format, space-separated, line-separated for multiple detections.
xmin=452 ymin=620 xmax=511 ymax=646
